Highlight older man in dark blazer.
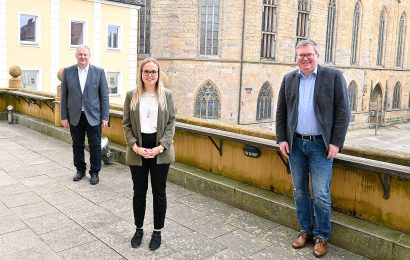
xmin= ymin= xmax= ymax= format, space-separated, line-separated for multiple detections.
xmin=276 ymin=40 xmax=350 ymax=258
xmin=61 ymin=45 xmax=109 ymax=185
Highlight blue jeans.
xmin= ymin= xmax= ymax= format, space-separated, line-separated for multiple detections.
xmin=289 ymin=136 xmax=333 ymax=240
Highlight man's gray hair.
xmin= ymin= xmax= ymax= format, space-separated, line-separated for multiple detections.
xmin=76 ymin=45 xmax=91 ymax=54
xmin=296 ymin=40 xmax=318 ymax=54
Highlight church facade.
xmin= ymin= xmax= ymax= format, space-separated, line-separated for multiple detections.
xmin=138 ymin=0 xmax=410 ymax=129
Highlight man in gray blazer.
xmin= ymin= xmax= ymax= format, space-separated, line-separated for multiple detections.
xmin=276 ymin=40 xmax=350 ymax=258
xmin=61 ymin=45 xmax=109 ymax=185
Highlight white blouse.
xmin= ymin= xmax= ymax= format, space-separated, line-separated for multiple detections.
xmin=139 ymin=93 xmax=159 ymax=134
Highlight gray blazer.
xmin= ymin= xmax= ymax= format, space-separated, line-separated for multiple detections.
xmin=122 ymin=89 xmax=176 ymax=166
xmin=61 ymin=64 xmax=109 ymax=126
xmin=276 ymin=65 xmax=351 ymax=152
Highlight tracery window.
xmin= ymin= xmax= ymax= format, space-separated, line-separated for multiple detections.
xmin=256 ymin=82 xmax=273 ymax=120
xmin=392 ymin=83 xmax=401 ymax=109
xmin=194 ymin=81 xmax=221 ymax=119
xmin=348 ymin=81 xmax=358 ymax=111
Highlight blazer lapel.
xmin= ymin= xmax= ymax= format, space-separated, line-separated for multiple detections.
xmin=72 ymin=66 xmax=81 ymax=92
xmin=314 ymin=65 xmax=325 ymax=102
xmin=83 ymin=65 xmax=93 ymax=93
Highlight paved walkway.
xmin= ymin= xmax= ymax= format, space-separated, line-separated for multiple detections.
xmin=0 ymin=121 xmax=366 ymax=259
xmin=344 ymin=122 xmax=410 ymax=155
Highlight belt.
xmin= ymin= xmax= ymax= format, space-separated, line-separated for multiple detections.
xmin=295 ymin=133 xmax=322 ymax=141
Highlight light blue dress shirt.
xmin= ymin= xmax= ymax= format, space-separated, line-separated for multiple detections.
xmin=296 ymin=67 xmax=321 ymax=136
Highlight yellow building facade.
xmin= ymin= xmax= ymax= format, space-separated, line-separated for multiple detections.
xmin=0 ymin=0 xmax=140 ymax=105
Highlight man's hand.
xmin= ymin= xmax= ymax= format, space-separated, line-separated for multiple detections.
xmin=327 ymin=144 xmax=340 ymax=159
xmin=279 ymin=141 xmax=290 ymax=159
xmin=102 ymin=120 xmax=109 ymax=127
xmin=61 ymin=119 xmax=69 ymax=128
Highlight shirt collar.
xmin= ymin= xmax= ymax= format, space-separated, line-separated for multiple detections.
xmin=298 ymin=66 xmax=318 ymax=79
xmin=77 ymin=64 xmax=89 ymax=73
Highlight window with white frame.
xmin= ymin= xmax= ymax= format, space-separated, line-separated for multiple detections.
xmin=71 ymin=21 xmax=85 ymax=46
xmin=21 ymin=70 xmax=39 ymax=90
xmin=108 ymin=25 xmax=120 ymax=49
xmin=107 ymin=72 xmax=119 ymax=95
xmin=20 ymin=14 xmax=39 ymax=44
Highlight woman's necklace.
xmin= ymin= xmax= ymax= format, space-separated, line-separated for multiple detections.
xmin=143 ymin=93 xmax=156 ymax=118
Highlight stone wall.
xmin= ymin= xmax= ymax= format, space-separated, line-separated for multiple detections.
xmin=146 ymin=0 xmax=410 ymax=129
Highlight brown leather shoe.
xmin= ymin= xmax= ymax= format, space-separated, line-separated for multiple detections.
xmin=292 ymin=232 xmax=312 ymax=249
xmin=313 ymin=238 xmax=328 ymax=258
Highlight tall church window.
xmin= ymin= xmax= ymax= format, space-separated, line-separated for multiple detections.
xmin=296 ymin=0 xmax=309 ymax=43
xmin=261 ymin=0 xmax=278 ymax=59
xmin=351 ymin=1 xmax=361 ymax=65
xmin=194 ymin=81 xmax=221 ymax=119
xmin=200 ymin=0 xmax=220 ymax=55
xmin=348 ymin=81 xmax=358 ymax=111
xmin=138 ymin=0 xmax=151 ymax=54
xmin=392 ymin=83 xmax=401 ymax=109
xmin=396 ymin=13 xmax=406 ymax=68
xmin=325 ymin=0 xmax=336 ymax=63
xmin=256 ymin=82 xmax=273 ymax=120
xmin=408 ymin=92 xmax=410 ymax=108
xmin=376 ymin=10 xmax=386 ymax=66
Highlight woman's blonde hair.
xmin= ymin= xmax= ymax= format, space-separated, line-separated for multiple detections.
xmin=130 ymin=57 xmax=167 ymax=111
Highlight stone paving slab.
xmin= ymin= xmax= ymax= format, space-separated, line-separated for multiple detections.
xmin=0 ymin=121 xmax=366 ymax=259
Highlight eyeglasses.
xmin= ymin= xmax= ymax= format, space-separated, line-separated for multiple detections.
xmin=142 ymin=70 xmax=158 ymax=76
xmin=297 ymin=53 xmax=316 ymax=60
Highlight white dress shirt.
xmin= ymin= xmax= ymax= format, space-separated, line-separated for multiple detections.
xmin=77 ymin=65 xmax=89 ymax=112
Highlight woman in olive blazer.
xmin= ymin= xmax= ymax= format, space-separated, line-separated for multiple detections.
xmin=122 ymin=57 xmax=175 ymax=251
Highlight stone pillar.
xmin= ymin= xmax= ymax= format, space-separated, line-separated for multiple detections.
xmin=9 ymin=66 xmax=23 ymax=88
xmin=54 ymin=68 xmax=64 ymax=127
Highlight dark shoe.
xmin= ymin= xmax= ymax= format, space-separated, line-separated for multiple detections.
xmin=292 ymin=232 xmax=312 ymax=249
xmin=131 ymin=228 xmax=143 ymax=248
xmin=313 ymin=238 xmax=328 ymax=258
xmin=73 ymin=171 xmax=85 ymax=181
xmin=90 ymin=173 xmax=99 ymax=185
xmin=149 ymin=232 xmax=161 ymax=251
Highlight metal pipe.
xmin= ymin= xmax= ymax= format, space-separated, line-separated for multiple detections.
xmin=237 ymin=0 xmax=247 ymax=124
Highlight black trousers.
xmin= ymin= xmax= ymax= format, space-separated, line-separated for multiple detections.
xmin=130 ymin=133 xmax=169 ymax=230
xmin=69 ymin=112 xmax=102 ymax=174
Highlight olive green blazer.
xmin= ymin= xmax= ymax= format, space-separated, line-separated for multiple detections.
xmin=122 ymin=88 xmax=176 ymax=166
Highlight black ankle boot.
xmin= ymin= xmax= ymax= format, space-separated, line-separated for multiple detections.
xmin=131 ymin=228 xmax=143 ymax=248
xmin=149 ymin=231 xmax=161 ymax=251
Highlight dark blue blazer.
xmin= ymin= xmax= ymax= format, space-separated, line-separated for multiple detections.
xmin=275 ymin=65 xmax=351 ymax=152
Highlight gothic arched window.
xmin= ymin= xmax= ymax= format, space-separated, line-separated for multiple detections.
xmin=256 ymin=82 xmax=273 ymax=120
xmin=194 ymin=81 xmax=221 ymax=119
xmin=376 ymin=9 xmax=387 ymax=66
xmin=351 ymin=1 xmax=361 ymax=65
xmin=392 ymin=82 xmax=401 ymax=109
xmin=325 ymin=0 xmax=336 ymax=63
xmin=396 ymin=13 xmax=406 ymax=68
xmin=348 ymin=81 xmax=358 ymax=111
